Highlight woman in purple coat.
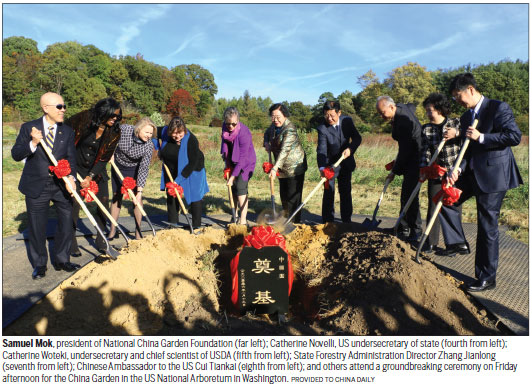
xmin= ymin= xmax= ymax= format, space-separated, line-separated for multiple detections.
xmin=221 ymin=107 xmax=256 ymax=225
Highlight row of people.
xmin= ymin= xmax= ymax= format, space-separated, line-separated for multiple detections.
xmin=13 ymin=72 xmax=522 ymax=293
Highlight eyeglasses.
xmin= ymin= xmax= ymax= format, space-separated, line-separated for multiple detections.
xmin=226 ymin=122 xmax=238 ymax=128
xmin=271 ymin=115 xmax=283 ymax=120
xmin=46 ymin=104 xmax=67 ymax=110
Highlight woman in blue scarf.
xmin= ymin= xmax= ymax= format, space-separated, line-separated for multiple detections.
xmin=154 ymin=117 xmax=209 ymax=228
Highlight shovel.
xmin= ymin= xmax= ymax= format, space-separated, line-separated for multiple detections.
xmin=111 ymin=160 xmax=156 ymax=237
xmin=362 ymin=175 xmax=393 ymax=229
xmin=414 ymin=119 xmax=477 ymax=264
xmin=163 ymin=163 xmax=195 ymax=234
xmin=76 ymin=173 xmax=130 ymax=246
xmin=392 ymin=138 xmax=447 ymax=235
xmin=39 ymin=139 xmax=120 ymax=259
xmin=265 ymin=174 xmax=278 ymax=224
xmin=284 ymin=154 xmax=347 ymax=228
xmin=227 ymin=180 xmax=238 ymax=224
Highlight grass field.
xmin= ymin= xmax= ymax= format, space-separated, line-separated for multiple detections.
xmin=2 ymin=123 xmax=529 ymax=243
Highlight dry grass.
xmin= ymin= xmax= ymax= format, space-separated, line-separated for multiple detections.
xmin=2 ymin=125 xmax=528 ymax=243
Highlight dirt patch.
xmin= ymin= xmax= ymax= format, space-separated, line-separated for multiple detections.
xmin=5 ymin=223 xmax=501 ymax=336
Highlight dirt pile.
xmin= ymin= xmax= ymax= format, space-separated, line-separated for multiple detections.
xmin=5 ymin=223 xmax=501 ymax=336
xmin=293 ymin=227 xmax=498 ymax=335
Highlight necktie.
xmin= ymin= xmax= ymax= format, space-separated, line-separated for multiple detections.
xmin=470 ymin=109 xmax=477 ymax=125
xmin=45 ymin=126 xmax=55 ymax=150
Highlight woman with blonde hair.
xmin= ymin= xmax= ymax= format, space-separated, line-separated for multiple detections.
xmin=108 ymin=117 xmax=155 ymax=240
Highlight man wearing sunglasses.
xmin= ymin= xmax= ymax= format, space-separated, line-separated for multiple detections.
xmin=11 ymin=92 xmax=80 ymax=280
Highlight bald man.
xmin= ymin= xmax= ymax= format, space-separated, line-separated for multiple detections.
xmin=12 ymin=92 xmax=80 ymax=280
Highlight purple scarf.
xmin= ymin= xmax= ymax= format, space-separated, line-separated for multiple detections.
xmin=220 ymin=122 xmax=241 ymax=159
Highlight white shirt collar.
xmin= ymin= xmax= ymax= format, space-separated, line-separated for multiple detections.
xmin=43 ymin=117 xmax=56 ymax=133
xmin=473 ymin=95 xmax=484 ymax=115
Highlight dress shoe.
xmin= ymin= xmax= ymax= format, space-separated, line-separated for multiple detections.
xmin=53 ymin=262 xmax=81 ymax=272
xmin=32 ymin=266 xmax=47 ymax=280
xmin=436 ymin=243 xmax=470 ymax=257
xmin=71 ymin=250 xmax=82 ymax=257
xmin=467 ymin=279 xmax=496 ymax=292
xmin=421 ymin=243 xmax=436 ymax=254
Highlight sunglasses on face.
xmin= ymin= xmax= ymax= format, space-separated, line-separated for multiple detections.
xmin=46 ymin=104 xmax=67 ymax=110
xmin=109 ymin=114 xmax=122 ymax=121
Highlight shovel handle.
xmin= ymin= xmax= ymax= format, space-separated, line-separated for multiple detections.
xmin=371 ymin=176 xmax=392 ymax=220
xmin=111 ymin=160 xmax=148 ymax=217
xmin=414 ymin=120 xmax=477 ymax=263
xmin=284 ymin=154 xmax=347 ymax=226
xmin=269 ymin=174 xmax=275 ymax=195
xmin=39 ymin=140 xmax=100 ymax=228
xmin=163 ymin=163 xmax=189 ymax=214
xmin=76 ymin=173 xmax=119 ymax=227
xmin=394 ymin=138 xmax=447 ymax=232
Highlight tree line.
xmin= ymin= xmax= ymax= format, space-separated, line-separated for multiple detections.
xmin=2 ymin=36 xmax=528 ymax=134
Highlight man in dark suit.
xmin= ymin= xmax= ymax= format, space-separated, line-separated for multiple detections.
xmin=316 ymin=100 xmax=362 ymax=223
xmin=376 ymin=96 xmax=423 ymax=242
xmin=448 ymin=73 xmax=522 ymax=292
xmin=11 ymin=92 xmax=81 ymax=280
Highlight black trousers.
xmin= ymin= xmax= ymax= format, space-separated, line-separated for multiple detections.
xmin=279 ymin=173 xmax=305 ymax=224
xmin=456 ymin=172 xmax=506 ymax=283
xmin=167 ymin=193 xmax=203 ymax=228
xmin=427 ymin=179 xmax=467 ymax=248
xmin=322 ymin=168 xmax=353 ymax=223
xmin=398 ymin=168 xmax=422 ymax=235
xmin=25 ymin=177 xmax=73 ymax=268
xmin=72 ymin=176 xmax=109 ymax=252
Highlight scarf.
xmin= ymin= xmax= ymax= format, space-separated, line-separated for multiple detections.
xmin=220 ymin=122 xmax=241 ymax=159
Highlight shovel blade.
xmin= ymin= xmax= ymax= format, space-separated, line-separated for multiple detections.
xmin=362 ymin=217 xmax=381 ymax=229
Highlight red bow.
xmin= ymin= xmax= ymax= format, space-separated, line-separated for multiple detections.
xmin=121 ymin=177 xmax=137 ymax=199
xmin=323 ymin=166 xmax=335 ymax=189
xmin=243 ymin=225 xmax=288 ymax=251
xmin=433 ymin=180 xmax=462 ymax=206
xmin=419 ymin=163 xmax=447 ymax=182
xmin=262 ymin=162 xmax=279 ymax=176
xmin=165 ymin=182 xmax=184 ymax=198
xmin=49 ymin=159 xmax=71 ymax=179
xmin=80 ymin=180 xmax=99 ymax=202
xmin=385 ymin=160 xmax=395 ymax=171
xmin=223 ymin=167 xmax=232 ymax=180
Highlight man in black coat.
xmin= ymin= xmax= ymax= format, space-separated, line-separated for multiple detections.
xmin=11 ymin=92 xmax=80 ymax=280
xmin=448 ymin=73 xmax=522 ymax=292
xmin=376 ymin=95 xmax=423 ymax=241
xmin=316 ymin=100 xmax=361 ymax=223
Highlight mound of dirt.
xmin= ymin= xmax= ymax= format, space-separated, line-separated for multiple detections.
xmin=5 ymin=223 xmax=501 ymax=336
xmin=288 ymin=226 xmax=498 ymax=335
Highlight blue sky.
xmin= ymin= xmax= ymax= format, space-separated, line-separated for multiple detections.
xmin=2 ymin=3 xmax=529 ymax=105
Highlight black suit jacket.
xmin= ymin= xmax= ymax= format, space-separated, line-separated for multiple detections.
xmin=316 ymin=115 xmax=361 ymax=172
xmin=11 ymin=117 xmax=77 ymax=198
xmin=459 ymin=98 xmax=522 ymax=193
xmin=391 ymin=103 xmax=423 ymax=176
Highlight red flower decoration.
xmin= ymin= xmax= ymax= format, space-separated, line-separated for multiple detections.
xmin=385 ymin=160 xmax=395 ymax=171
xmin=165 ymin=182 xmax=184 ymax=198
xmin=121 ymin=177 xmax=137 ymax=199
xmin=323 ymin=166 xmax=335 ymax=189
xmin=80 ymin=180 xmax=99 ymax=202
xmin=223 ymin=167 xmax=232 ymax=180
xmin=262 ymin=162 xmax=273 ymax=173
xmin=49 ymin=159 xmax=71 ymax=179
xmin=432 ymin=180 xmax=462 ymax=206
xmin=419 ymin=163 xmax=447 ymax=182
